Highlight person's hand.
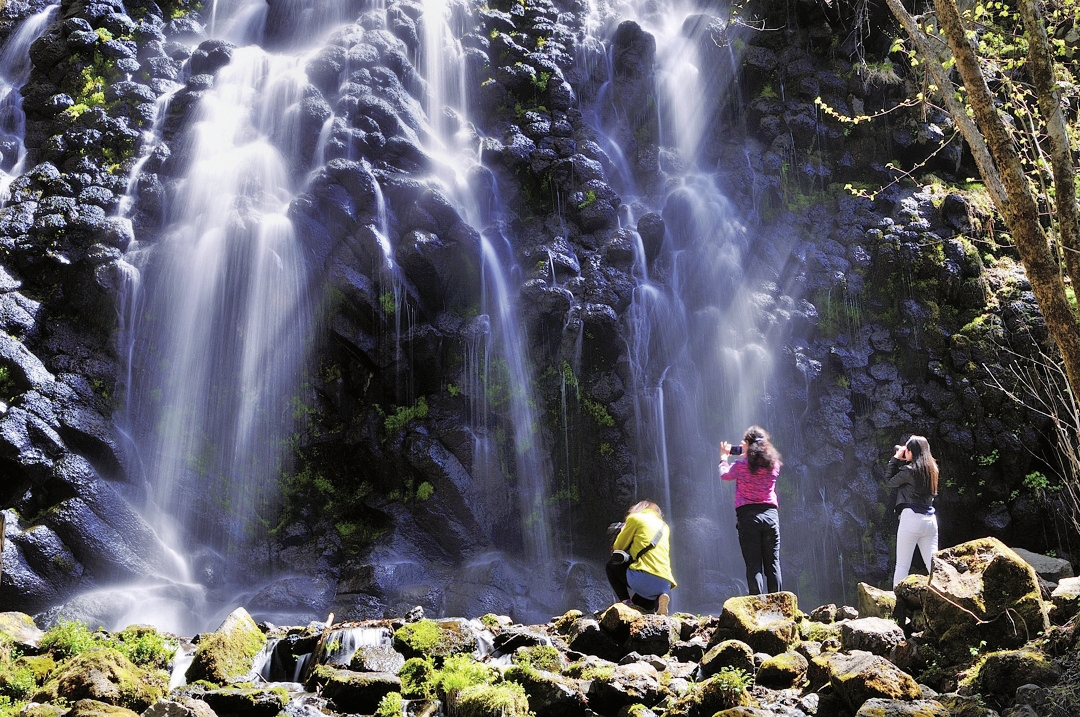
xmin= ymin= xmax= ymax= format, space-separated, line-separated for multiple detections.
xmin=720 ymin=441 xmax=732 ymax=460
xmin=893 ymin=445 xmax=909 ymax=461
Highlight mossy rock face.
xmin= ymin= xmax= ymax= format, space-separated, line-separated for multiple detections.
xmin=200 ymin=685 xmax=290 ymax=717
xmin=756 ymin=651 xmax=808 ymax=689
xmin=664 ymin=671 xmax=752 ymax=717
xmin=184 ymin=608 xmax=266 ymax=685
xmin=0 ymin=613 xmax=44 ymax=649
xmin=823 ymin=650 xmax=920 ymax=712
xmin=699 ymin=640 xmax=754 ymax=679
xmin=924 ymin=538 xmax=1049 ymax=656
xmin=455 ymin=681 xmax=531 ymax=717
xmin=62 ymin=699 xmax=141 ymax=717
xmin=34 ymin=648 xmax=166 ymax=711
xmin=710 ymin=592 xmax=800 ymax=656
xmin=971 ymin=649 xmax=1060 ymax=696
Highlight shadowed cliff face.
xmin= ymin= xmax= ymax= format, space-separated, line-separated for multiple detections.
xmin=0 ymin=0 xmax=1071 ymax=630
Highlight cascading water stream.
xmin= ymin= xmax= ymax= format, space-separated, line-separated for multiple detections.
xmin=112 ymin=0 xmax=344 ymax=632
xmin=0 ymin=2 xmax=60 ymax=202
xmin=580 ymin=0 xmax=802 ymax=609
xmin=415 ymin=0 xmax=554 ymax=568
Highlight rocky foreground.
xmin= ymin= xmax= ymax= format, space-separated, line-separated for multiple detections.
xmin=2 ymin=537 xmax=1080 ymax=717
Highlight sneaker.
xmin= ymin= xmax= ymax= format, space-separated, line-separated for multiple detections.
xmin=656 ymin=593 xmax=670 ymax=616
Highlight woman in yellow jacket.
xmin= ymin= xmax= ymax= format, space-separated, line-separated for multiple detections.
xmin=608 ymin=500 xmax=677 ymax=614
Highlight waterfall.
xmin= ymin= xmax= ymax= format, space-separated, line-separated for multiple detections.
xmin=580 ymin=0 xmax=822 ymax=610
xmin=114 ymin=2 xmax=324 ymax=630
xmin=416 ymin=0 xmax=554 ymax=568
xmin=0 ymin=2 xmax=60 ymax=202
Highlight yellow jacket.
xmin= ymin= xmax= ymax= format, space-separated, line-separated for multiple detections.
xmin=612 ymin=510 xmax=677 ymax=588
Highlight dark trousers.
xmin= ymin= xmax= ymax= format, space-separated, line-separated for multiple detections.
xmin=736 ymin=504 xmax=782 ymax=594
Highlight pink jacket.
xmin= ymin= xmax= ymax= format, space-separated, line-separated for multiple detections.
xmin=719 ymin=459 xmax=781 ymax=508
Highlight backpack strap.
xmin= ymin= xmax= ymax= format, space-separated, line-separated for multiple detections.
xmin=631 ymin=526 xmax=666 ymax=566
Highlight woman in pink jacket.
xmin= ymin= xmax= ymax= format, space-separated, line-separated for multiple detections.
xmin=719 ymin=425 xmax=783 ymax=594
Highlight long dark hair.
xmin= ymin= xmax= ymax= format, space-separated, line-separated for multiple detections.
xmin=906 ymin=435 xmax=939 ymax=496
xmin=745 ymin=425 xmax=782 ymax=472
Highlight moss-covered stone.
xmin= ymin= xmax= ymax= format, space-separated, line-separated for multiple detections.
xmin=710 ymin=593 xmax=800 ymax=655
xmin=504 ymin=664 xmax=587 ymax=717
xmin=199 ymin=685 xmax=289 ymax=717
xmin=552 ymin=610 xmax=583 ymax=635
xmin=664 ymin=670 xmax=753 ymax=717
xmin=699 ymin=640 xmax=754 ymax=679
xmin=62 ymin=699 xmax=140 ymax=717
xmin=853 ymin=698 xmax=950 ymax=715
xmin=184 ymin=608 xmax=266 ymax=685
xmin=756 ymin=651 xmax=808 ymax=689
xmin=33 ymin=648 xmax=166 ymax=711
xmin=856 ymin=582 xmax=896 ymax=619
xmin=0 ymin=614 xmax=43 ymax=650
xmin=966 ymin=648 xmax=1060 ymax=696
xmin=454 ymin=681 xmax=531 ymax=717
xmin=391 ymin=619 xmax=476 ymax=661
xmin=18 ymin=701 xmax=67 ymax=717
xmin=924 ymin=538 xmax=1050 ymax=660
xmin=312 ymin=668 xmax=401 ymax=714
xmin=824 ymin=650 xmax=920 ymax=712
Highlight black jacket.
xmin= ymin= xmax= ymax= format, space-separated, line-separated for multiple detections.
xmin=884 ymin=458 xmax=935 ymax=512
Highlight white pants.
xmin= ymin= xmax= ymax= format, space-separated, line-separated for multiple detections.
xmin=893 ymin=509 xmax=938 ymax=588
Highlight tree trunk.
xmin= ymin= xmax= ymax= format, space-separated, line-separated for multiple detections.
xmin=929 ymin=0 xmax=1080 ymax=396
xmin=1018 ymin=0 xmax=1080 ymax=289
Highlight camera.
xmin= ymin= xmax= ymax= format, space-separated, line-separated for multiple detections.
xmin=730 ymin=445 xmax=744 ymax=456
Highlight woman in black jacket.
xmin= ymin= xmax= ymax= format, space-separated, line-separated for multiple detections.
xmin=885 ymin=435 xmax=939 ymax=587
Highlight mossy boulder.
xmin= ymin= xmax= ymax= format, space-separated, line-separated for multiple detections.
xmin=349 ymin=645 xmax=405 ymax=673
xmin=626 ymin=615 xmax=677 ymax=657
xmin=820 ymin=650 xmax=920 ymax=712
xmin=853 ymin=698 xmax=949 ymax=715
xmin=709 ymin=592 xmax=800 ymax=655
xmin=504 ymin=664 xmax=588 ymax=717
xmin=455 ymin=681 xmax=531 ymax=717
xmin=552 ymin=610 xmax=583 ymax=635
xmin=184 ymin=608 xmax=266 ymax=685
xmin=310 ymin=667 xmax=401 ymax=713
xmin=34 ymin=648 xmax=166 ymax=711
xmin=200 ymin=685 xmax=290 ymax=717
xmin=699 ymin=640 xmax=754 ymax=679
xmin=62 ymin=699 xmax=140 ymax=717
xmin=856 ymin=583 xmax=896 ymax=619
xmin=664 ymin=670 xmax=753 ymax=717
xmin=18 ymin=702 xmax=67 ymax=717
xmin=391 ymin=619 xmax=476 ymax=661
xmin=923 ymin=538 xmax=1050 ymax=660
xmin=840 ymin=618 xmax=906 ymax=656
xmin=584 ymin=662 xmax=665 ymax=714
xmin=141 ymin=696 xmax=219 ymax=717
xmin=598 ymin=603 xmax=640 ymax=645
xmin=1050 ymin=576 xmax=1080 ymax=623
xmin=0 ymin=613 xmax=44 ymax=650
xmin=756 ymin=651 xmax=808 ymax=689
xmin=966 ymin=649 xmax=1060 ymax=696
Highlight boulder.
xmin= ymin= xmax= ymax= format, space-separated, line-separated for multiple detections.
xmin=664 ymin=670 xmax=753 ymax=716
xmin=625 ymin=615 xmax=677 ymax=657
xmin=968 ymin=649 xmax=1059 ymax=696
xmin=35 ymin=648 xmax=166 ymax=711
xmin=502 ymin=665 xmax=588 ymax=717
xmin=923 ymin=538 xmax=1049 ymax=660
xmin=709 ymin=592 xmax=800 ymax=655
xmin=199 ymin=686 xmax=288 ymax=717
xmin=840 ymin=618 xmax=906 ymax=656
xmin=1050 ymin=576 xmax=1080 ymax=623
xmin=854 ymin=698 xmax=949 ymax=715
xmin=817 ymin=650 xmax=920 ymax=712
xmin=0 ymin=612 xmax=45 ymax=649
xmin=349 ymin=645 xmax=405 ymax=673
xmin=62 ymin=699 xmax=139 ymax=717
xmin=756 ymin=651 xmax=808 ymax=689
xmin=307 ymin=668 xmax=400 ymax=713
xmin=1011 ymin=547 xmax=1074 ymax=582
xmin=699 ymin=640 xmax=754 ymax=679
xmin=567 ymin=617 xmax=622 ymax=662
xmin=585 ymin=661 xmax=664 ymax=713
xmin=856 ymin=583 xmax=896 ymax=619
xmin=184 ymin=608 xmax=266 ymax=684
